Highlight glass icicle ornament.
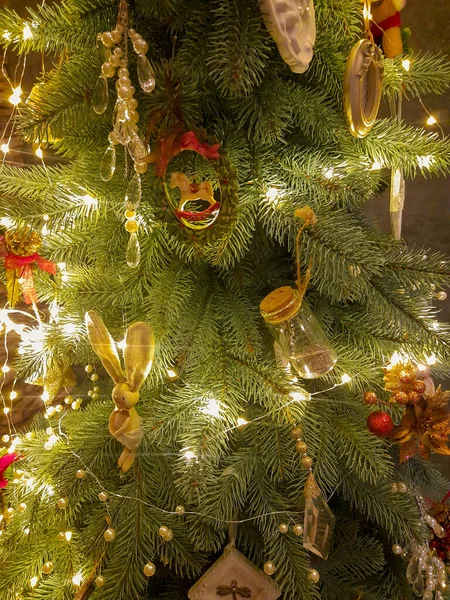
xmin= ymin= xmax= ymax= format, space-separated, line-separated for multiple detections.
xmin=125 ymin=173 xmax=142 ymax=210
xmin=303 ymin=472 xmax=335 ymax=559
xmin=128 ymin=132 xmax=148 ymax=163
xmin=137 ymin=53 xmax=156 ymax=93
xmin=129 ymin=29 xmax=156 ymax=93
xmin=125 ymin=217 xmax=140 ymax=268
xmin=126 ymin=232 xmax=141 ymax=268
xmin=92 ymin=76 xmax=109 ymax=114
xmin=100 ymin=144 xmax=116 ymax=181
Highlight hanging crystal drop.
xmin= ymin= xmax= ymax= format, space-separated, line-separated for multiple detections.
xmin=92 ymin=77 xmax=109 ymax=114
xmin=303 ymin=472 xmax=335 ymax=560
xmin=100 ymin=144 xmax=116 ymax=181
xmin=137 ymin=53 xmax=156 ymax=93
xmin=115 ymin=119 xmax=134 ymax=146
xmin=126 ymin=232 xmax=141 ymax=268
xmin=125 ymin=173 xmax=142 ymax=210
xmin=96 ymin=35 xmax=111 ymax=64
xmin=116 ymin=100 xmax=129 ymax=123
xmin=128 ymin=133 xmax=148 ymax=162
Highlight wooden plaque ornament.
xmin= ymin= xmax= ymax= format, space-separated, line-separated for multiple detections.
xmin=344 ymin=2 xmax=383 ymax=138
xmin=259 ymin=0 xmax=316 ymax=74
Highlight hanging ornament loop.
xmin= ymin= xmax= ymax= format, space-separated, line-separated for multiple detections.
xmin=363 ymin=0 xmax=374 ymax=41
xmin=294 ymin=206 xmax=317 ymax=306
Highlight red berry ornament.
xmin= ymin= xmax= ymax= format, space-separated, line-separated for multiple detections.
xmin=412 ymin=380 xmax=426 ymax=394
xmin=363 ymin=391 xmax=378 ymax=405
xmin=367 ymin=411 xmax=394 ymax=437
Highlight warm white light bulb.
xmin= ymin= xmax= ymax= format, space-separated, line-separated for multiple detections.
xmin=10 ymin=390 xmax=18 ymax=400
xmin=0 ymin=143 xmax=9 ymax=154
xmin=290 ymin=391 xmax=307 ymax=401
xmin=22 ymin=23 xmax=33 ymax=40
xmin=82 ymin=194 xmax=98 ymax=208
xmin=184 ymin=450 xmax=196 ymax=461
xmin=30 ymin=576 xmax=38 ymax=588
xmin=65 ymin=531 xmax=72 ymax=541
xmin=324 ymin=168 xmax=334 ymax=179
xmin=371 ymin=160 xmax=382 ymax=171
xmin=35 ymin=147 xmax=43 ymax=159
xmin=62 ymin=323 xmax=77 ymax=335
xmin=72 ymin=572 xmax=82 ymax=586
xmin=200 ymin=398 xmax=221 ymax=418
xmin=117 ymin=338 xmax=127 ymax=351
xmin=167 ymin=368 xmax=178 ymax=379
xmin=426 ymin=354 xmax=437 ymax=366
xmin=417 ymin=155 xmax=434 ymax=169
xmin=237 ymin=417 xmax=248 ymax=427
xmin=9 ymin=86 xmax=22 ymax=106
xmin=341 ymin=373 xmax=351 ymax=384
xmin=402 ymin=59 xmax=411 ymax=72
xmin=265 ymin=187 xmax=279 ymax=203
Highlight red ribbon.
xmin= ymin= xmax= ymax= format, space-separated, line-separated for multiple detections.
xmin=0 ymin=237 xmax=57 ymax=305
xmin=0 ymin=452 xmax=19 ymax=489
xmin=150 ymin=131 xmax=221 ymax=177
xmin=370 ymin=11 xmax=402 ymax=39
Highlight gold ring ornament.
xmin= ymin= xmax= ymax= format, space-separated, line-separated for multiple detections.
xmin=343 ymin=37 xmax=383 ymax=138
xmin=344 ymin=1 xmax=383 ymax=138
xmin=259 ymin=0 xmax=316 ymax=73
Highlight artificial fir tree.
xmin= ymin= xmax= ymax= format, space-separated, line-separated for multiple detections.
xmin=0 ymin=1 xmax=450 ymax=599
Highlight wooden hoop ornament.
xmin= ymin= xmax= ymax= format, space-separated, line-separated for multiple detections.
xmin=343 ymin=1 xmax=383 ymax=138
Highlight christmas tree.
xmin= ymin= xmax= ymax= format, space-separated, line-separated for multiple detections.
xmin=1 ymin=0 xmax=450 ymax=599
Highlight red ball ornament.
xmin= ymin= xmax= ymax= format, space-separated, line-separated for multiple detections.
xmin=367 ymin=411 xmax=394 ymax=437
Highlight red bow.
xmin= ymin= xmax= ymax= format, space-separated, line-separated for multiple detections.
xmin=149 ymin=131 xmax=221 ymax=177
xmin=0 ymin=453 xmax=19 ymax=489
xmin=0 ymin=236 xmax=57 ymax=305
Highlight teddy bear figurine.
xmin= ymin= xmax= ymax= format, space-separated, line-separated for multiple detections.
xmin=370 ymin=0 xmax=407 ymax=58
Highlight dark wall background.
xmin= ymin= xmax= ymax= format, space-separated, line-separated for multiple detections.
xmin=365 ymin=0 xmax=450 ymax=319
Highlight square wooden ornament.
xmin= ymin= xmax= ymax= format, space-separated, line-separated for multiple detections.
xmin=188 ymin=544 xmax=280 ymax=600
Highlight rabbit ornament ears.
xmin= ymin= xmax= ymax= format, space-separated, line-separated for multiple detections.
xmin=85 ymin=311 xmax=154 ymax=472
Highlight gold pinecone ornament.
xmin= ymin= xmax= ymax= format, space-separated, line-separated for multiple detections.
xmin=4 ymin=227 xmax=42 ymax=256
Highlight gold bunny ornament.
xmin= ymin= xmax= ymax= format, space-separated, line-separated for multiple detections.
xmin=85 ymin=311 xmax=155 ymax=473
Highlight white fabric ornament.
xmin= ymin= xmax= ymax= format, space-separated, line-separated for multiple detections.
xmin=259 ymin=0 xmax=316 ymax=73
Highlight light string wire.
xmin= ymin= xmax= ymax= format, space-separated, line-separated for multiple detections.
xmin=369 ymin=15 xmax=446 ymax=138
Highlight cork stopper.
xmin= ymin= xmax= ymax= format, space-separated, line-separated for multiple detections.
xmin=260 ymin=286 xmax=302 ymax=324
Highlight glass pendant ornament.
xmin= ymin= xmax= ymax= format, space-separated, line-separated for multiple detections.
xmin=125 ymin=173 xmax=142 ymax=210
xmin=303 ymin=472 xmax=335 ymax=559
xmin=128 ymin=132 xmax=148 ymax=162
xmin=126 ymin=232 xmax=141 ymax=268
xmin=260 ymin=286 xmax=337 ymax=379
xmin=100 ymin=144 xmax=116 ymax=181
xmin=96 ymin=34 xmax=111 ymax=64
xmin=137 ymin=53 xmax=156 ymax=93
xmin=92 ymin=76 xmax=109 ymax=114
xmin=115 ymin=119 xmax=134 ymax=146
